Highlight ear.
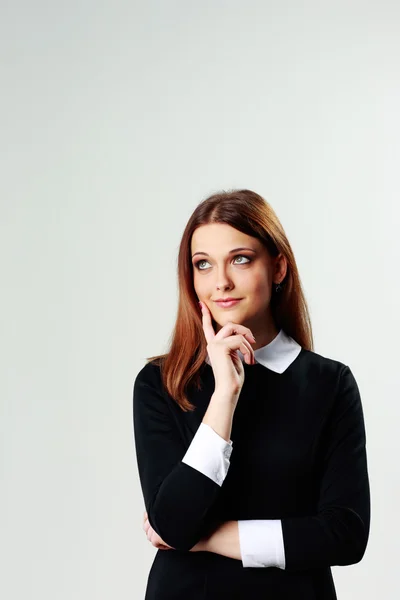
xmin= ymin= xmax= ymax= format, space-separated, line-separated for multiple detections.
xmin=275 ymin=254 xmax=287 ymax=282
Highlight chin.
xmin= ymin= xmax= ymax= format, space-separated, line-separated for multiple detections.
xmin=215 ymin=314 xmax=245 ymax=326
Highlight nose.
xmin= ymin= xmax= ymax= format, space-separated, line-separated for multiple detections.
xmin=215 ymin=270 xmax=233 ymax=291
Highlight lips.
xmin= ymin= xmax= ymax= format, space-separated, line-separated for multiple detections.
xmin=215 ymin=299 xmax=242 ymax=308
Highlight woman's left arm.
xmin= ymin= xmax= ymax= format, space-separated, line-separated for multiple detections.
xmin=280 ymin=364 xmax=370 ymax=571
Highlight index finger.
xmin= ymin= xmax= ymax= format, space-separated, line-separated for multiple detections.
xmin=199 ymin=301 xmax=215 ymax=344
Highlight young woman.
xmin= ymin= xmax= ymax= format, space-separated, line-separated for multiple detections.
xmin=133 ymin=189 xmax=370 ymax=599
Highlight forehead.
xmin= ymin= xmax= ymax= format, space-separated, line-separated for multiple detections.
xmin=191 ymin=223 xmax=262 ymax=252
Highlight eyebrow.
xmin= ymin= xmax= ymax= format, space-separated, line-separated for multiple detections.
xmin=191 ymin=247 xmax=257 ymax=258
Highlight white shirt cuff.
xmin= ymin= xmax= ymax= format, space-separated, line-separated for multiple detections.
xmin=181 ymin=422 xmax=233 ymax=486
xmin=238 ymin=519 xmax=286 ymax=569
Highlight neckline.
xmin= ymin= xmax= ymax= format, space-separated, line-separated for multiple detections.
xmin=203 ymin=347 xmax=306 ymax=376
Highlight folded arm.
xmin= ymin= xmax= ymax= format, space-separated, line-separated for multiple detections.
xmin=133 ymin=364 xmax=234 ymax=551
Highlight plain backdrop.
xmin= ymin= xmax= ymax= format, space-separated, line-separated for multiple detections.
xmin=1 ymin=1 xmax=399 ymax=598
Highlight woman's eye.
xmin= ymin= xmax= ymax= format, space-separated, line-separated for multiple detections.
xmin=234 ymin=255 xmax=250 ymax=265
xmin=196 ymin=260 xmax=208 ymax=270
xmin=195 ymin=255 xmax=251 ymax=270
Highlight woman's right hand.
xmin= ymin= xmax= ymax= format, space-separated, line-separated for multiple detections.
xmin=199 ymin=300 xmax=256 ymax=397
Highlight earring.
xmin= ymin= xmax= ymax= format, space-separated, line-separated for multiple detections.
xmin=275 ymin=282 xmax=282 ymax=293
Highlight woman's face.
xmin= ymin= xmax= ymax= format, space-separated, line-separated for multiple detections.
xmin=191 ymin=223 xmax=286 ymax=334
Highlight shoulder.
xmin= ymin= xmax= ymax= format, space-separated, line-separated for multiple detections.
xmin=133 ymin=360 xmax=168 ymax=404
xmin=132 ymin=360 xmax=171 ymax=416
xmin=299 ymin=349 xmax=363 ymax=422
xmin=298 ymin=347 xmax=352 ymax=389
xmin=134 ymin=359 xmax=162 ymax=388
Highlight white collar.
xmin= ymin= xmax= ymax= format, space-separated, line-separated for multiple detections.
xmin=205 ymin=329 xmax=302 ymax=374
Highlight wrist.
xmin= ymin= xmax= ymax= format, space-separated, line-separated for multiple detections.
xmin=190 ymin=537 xmax=208 ymax=552
xmin=213 ymin=388 xmax=240 ymax=403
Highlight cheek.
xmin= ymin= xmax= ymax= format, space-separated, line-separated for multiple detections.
xmin=193 ymin=278 xmax=208 ymax=303
xmin=193 ymin=275 xmax=203 ymax=295
xmin=244 ymin=270 xmax=269 ymax=294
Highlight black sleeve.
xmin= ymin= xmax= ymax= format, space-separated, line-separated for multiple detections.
xmin=132 ymin=364 xmax=222 ymax=551
xmin=281 ymin=365 xmax=370 ymax=571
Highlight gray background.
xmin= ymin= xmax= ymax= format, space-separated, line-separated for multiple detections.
xmin=1 ymin=1 xmax=399 ymax=598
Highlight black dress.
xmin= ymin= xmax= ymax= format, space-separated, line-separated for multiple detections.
xmin=132 ymin=346 xmax=370 ymax=599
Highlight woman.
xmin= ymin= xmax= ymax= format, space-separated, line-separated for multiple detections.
xmin=133 ymin=189 xmax=370 ymax=599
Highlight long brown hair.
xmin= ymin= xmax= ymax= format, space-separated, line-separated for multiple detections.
xmin=146 ymin=189 xmax=314 ymax=412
